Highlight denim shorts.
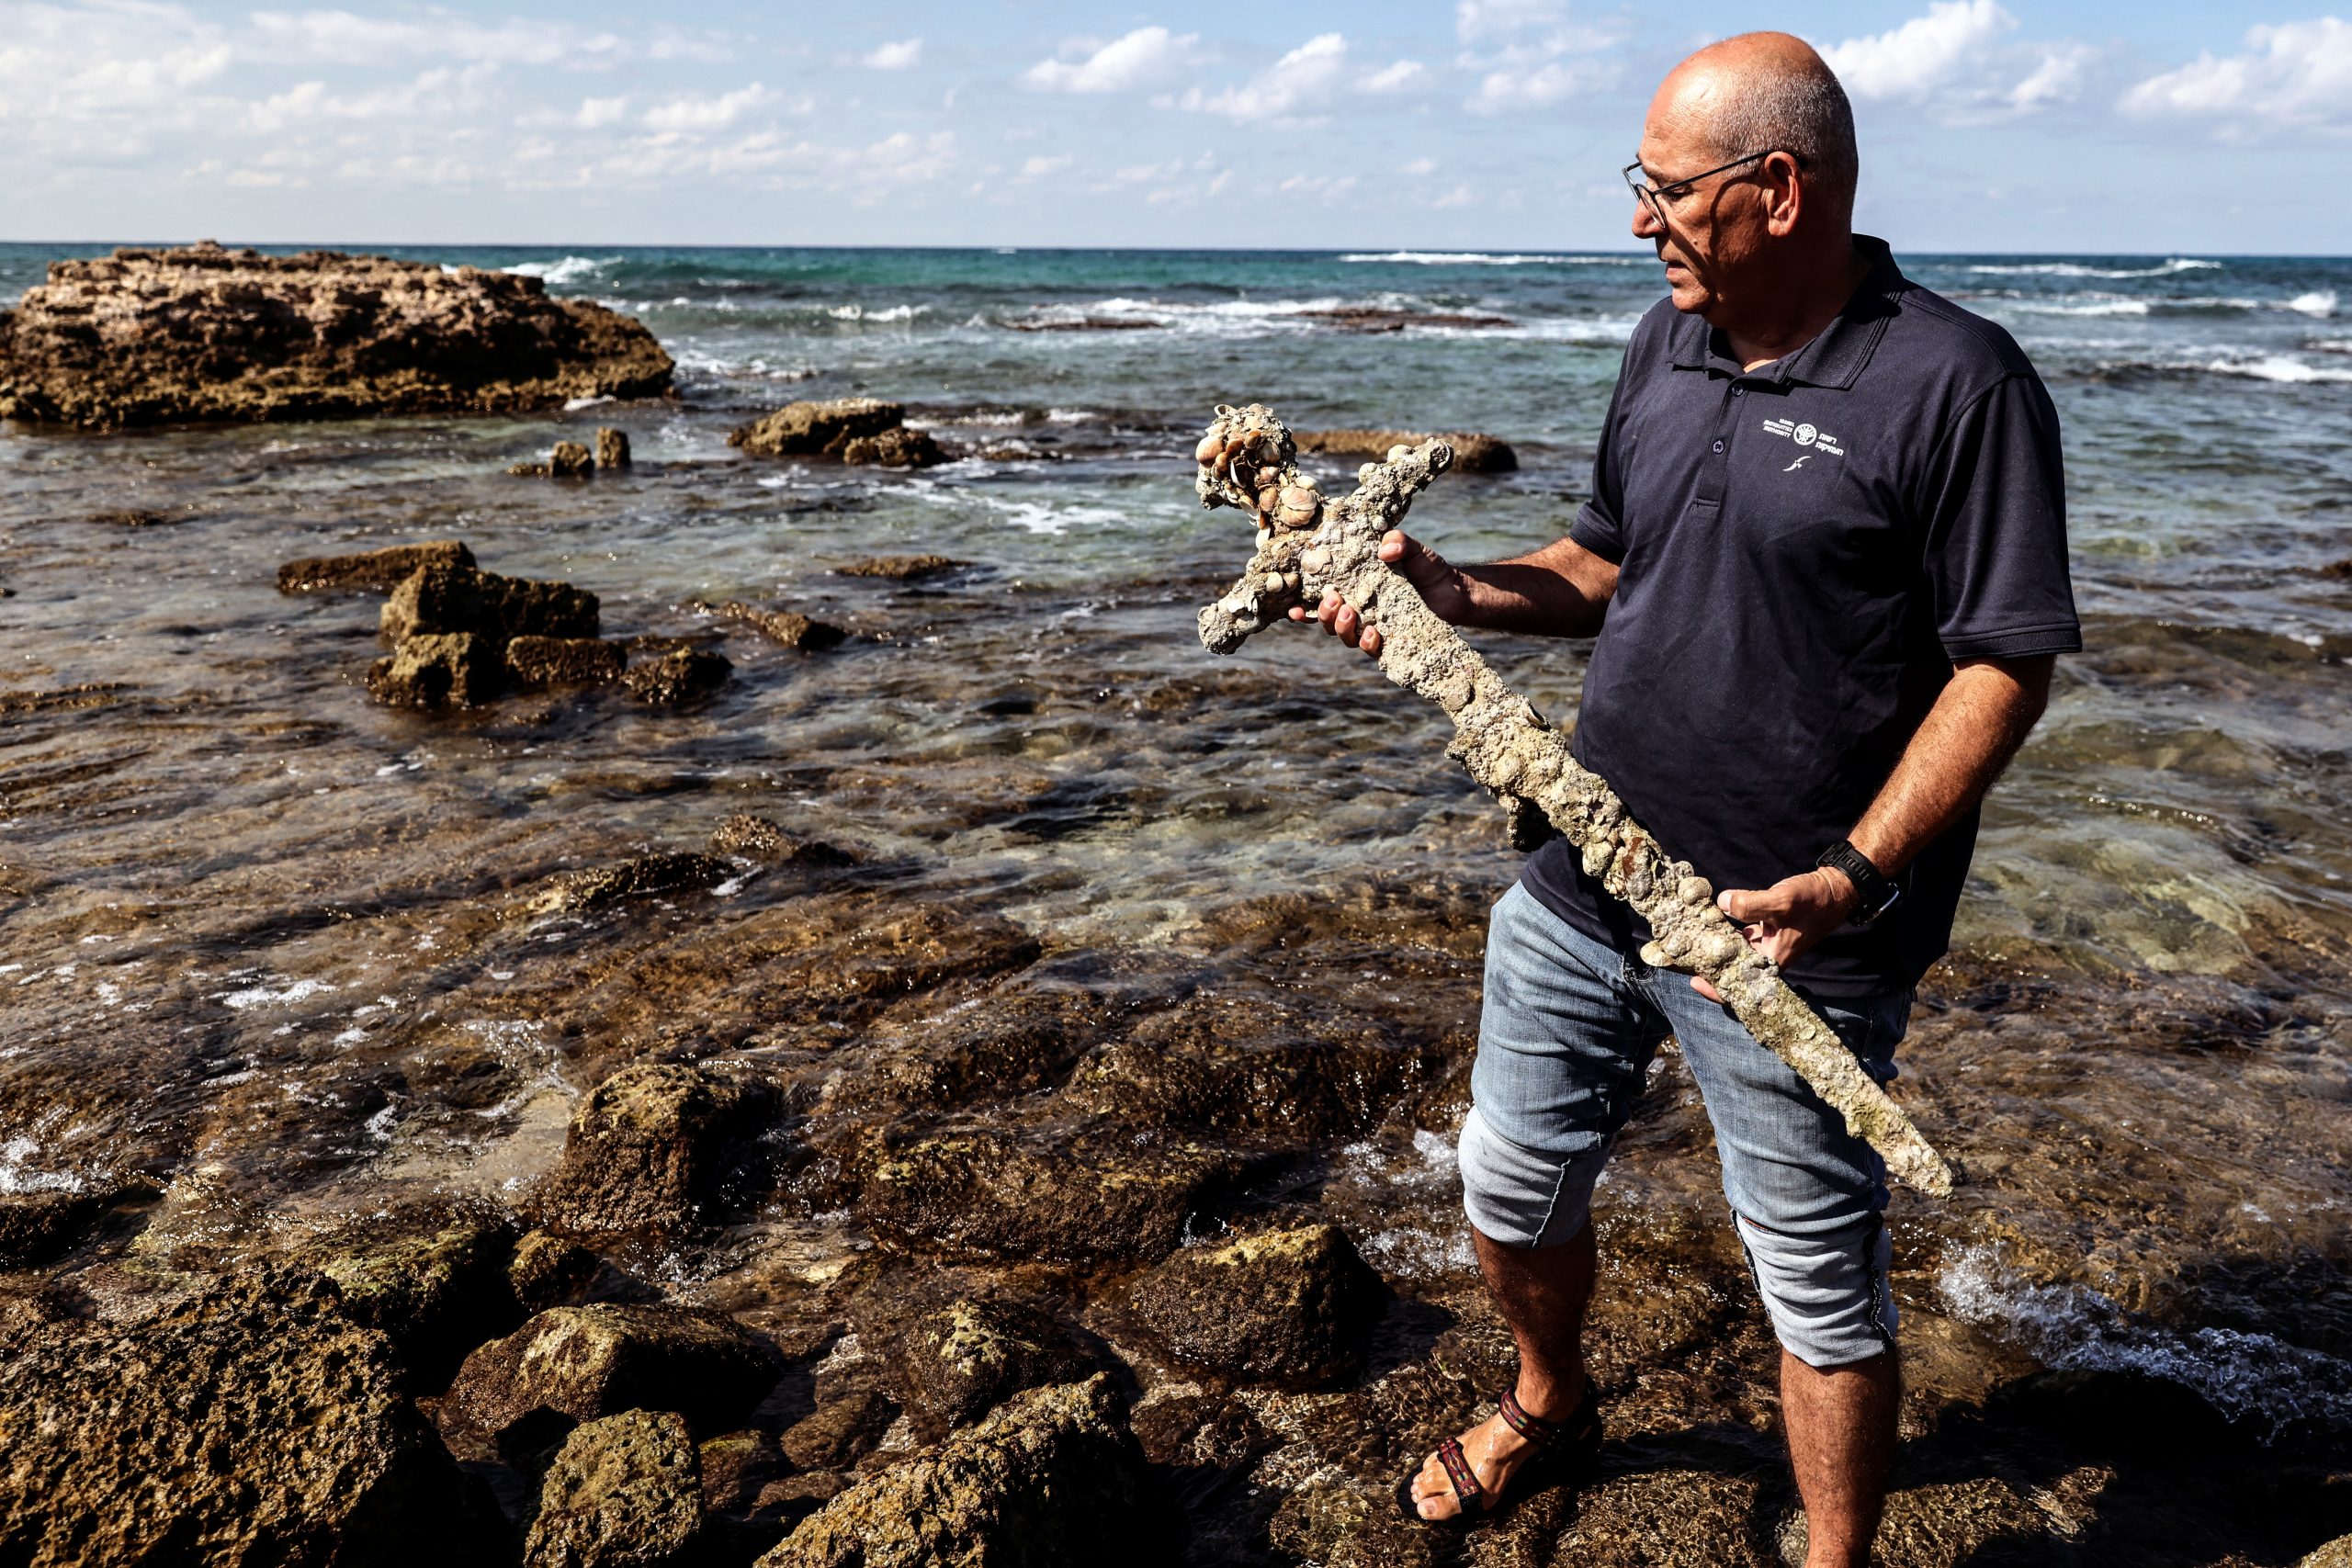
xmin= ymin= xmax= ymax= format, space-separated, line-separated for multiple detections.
xmin=1460 ymin=882 xmax=1911 ymax=1369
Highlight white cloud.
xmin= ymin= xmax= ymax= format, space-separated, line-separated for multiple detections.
xmin=2008 ymin=44 xmax=2090 ymax=110
xmin=1821 ymin=0 xmax=2016 ymax=102
xmin=860 ymin=38 xmax=922 ymax=71
xmin=1455 ymin=0 xmax=1566 ymax=43
xmin=1018 ymin=153 xmax=1073 ymax=179
xmin=246 ymin=9 xmax=626 ymax=68
xmin=641 ymin=83 xmax=769 ymax=132
xmin=1021 ymin=26 xmax=1195 ymax=93
xmin=1179 ymin=33 xmax=1424 ymax=122
xmin=574 ymin=95 xmax=628 ymax=129
xmin=1466 ymin=51 xmax=1611 ymax=113
xmin=1362 ymin=60 xmax=1428 ymax=93
xmin=2119 ymin=17 xmax=2352 ymax=130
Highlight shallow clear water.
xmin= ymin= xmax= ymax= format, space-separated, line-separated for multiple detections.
xmin=2 ymin=243 xmax=2348 ymax=1445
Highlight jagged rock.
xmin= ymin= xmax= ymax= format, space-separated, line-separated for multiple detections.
xmin=0 ymin=243 xmax=672 ymax=429
xmin=836 ymin=554 xmax=963 ymax=581
xmin=366 ymin=631 xmax=500 ymax=709
xmin=756 ymin=1377 xmax=1162 ymax=1568
xmin=277 ymin=539 xmax=474 ymax=593
xmin=534 ymin=1062 xmax=775 ymax=1240
xmin=750 ymin=1474 xmax=849 ymax=1531
xmin=777 ymin=1389 xmax=897 ymax=1472
xmin=1294 ymin=427 xmax=1517 ymax=473
xmin=699 ymin=1428 xmax=786 ymax=1513
xmin=624 ymin=649 xmax=732 ymax=705
xmin=0 ymin=1269 xmax=488 ymax=1566
xmin=0 ymin=1187 xmax=130 ymax=1268
xmin=526 ymin=1409 xmax=706 ymax=1568
xmin=509 ymin=1229 xmax=606 ymax=1313
xmin=865 ymin=1125 xmax=1257 ymax=1267
xmin=307 ymin=1206 xmax=523 ymax=1386
xmin=447 ymin=1303 xmax=785 ymax=1453
xmin=1299 ymin=307 xmax=1514 ymax=333
xmin=888 ymin=1298 xmax=1094 ymax=1441
xmin=596 ymin=428 xmax=632 ymax=470
xmin=728 ymin=398 xmax=904 ymax=457
xmin=836 ymin=426 xmax=944 ymax=468
xmin=380 ymin=561 xmax=601 ymax=649
xmin=1127 ymin=1223 xmax=1379 ymax=1388
xmin=526 ymin=852 xmax=734 ymax=917
xmin=709 ymin=814 xmax=859 ymax=867
xmin=552 ymin=441 xmax=594 ymax=478
xmin=707 ymin=601 xmax=848 ymax=651
xmin=2303 ymin=1534 xmax=2352 ymax=1568
xmin=508 ymin=635 xmax=627 ymax=688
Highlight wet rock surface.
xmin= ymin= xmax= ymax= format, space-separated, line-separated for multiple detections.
xmin=447 ymin=1303 xmax=785 ymax=1453
xmin=306 ymin=1205 xmax=523 ymax=1386
xmin=535 ymin=1061 xmax=776 ymax=1241
xmin=624 ymin=647 xmax=733 ymax=705
xmin=887 ymin=1296 xmax=1096 ymax=1440
xmin=526 ymin=852 xmax=734 ymax=916
xmin=0 ymin=243 xmax=672 ymax=428
xmin=728 ymin=397 xmax=947 ymax=468
xmin=509 ymin=635 xmax=628 ymax=688
xmin=367 ymin=629 xmax=500 ymax=709
xmin=1127 ymin=1222 xmax=1381 ymax=1389
xmin=703 ymin=600 xmax=849 ymax=652
xmin=1294 ymin=426 xmax=1518 ymax=472
xmin=0 ymin=1270 xmax=489 ymax=1566
xmin=382 ymin=561 xmax=602 ymax=649
xmin=836 ymin=553 xmax=965 ymax=581
xmin=525 ymin=1409 xmax=706 ymax=1568
xmin=278 ymin=539 xmax=476 ymax=594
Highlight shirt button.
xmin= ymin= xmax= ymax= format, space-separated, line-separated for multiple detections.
xmin=1711 ymin=439 xmax=1725 ymax=453
xmin=1732 ymin=387 xmax=1745 ymax=397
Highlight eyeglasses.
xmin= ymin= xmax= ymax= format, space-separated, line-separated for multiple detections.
xmin=1622 ymin=149 xmax=1803 ymax=222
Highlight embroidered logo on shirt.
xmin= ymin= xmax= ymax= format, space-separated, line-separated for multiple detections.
xmin=1782 ymin=456 xmax=1810 ymax=470
xmin=1762 ymin=417 xmax=1845 ymax=457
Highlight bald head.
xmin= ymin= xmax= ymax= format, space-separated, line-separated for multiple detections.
xmin=1657 ymin=32 xmax=1858 ymax=224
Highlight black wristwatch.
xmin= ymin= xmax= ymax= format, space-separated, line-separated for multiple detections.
xmin=1815 ymin=840 xmax=1902 ymax=925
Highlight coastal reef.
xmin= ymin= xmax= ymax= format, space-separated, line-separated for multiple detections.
xmin=728 ymin=398 xmax=947 ymax=468
xmin=0 ymin=243 xmax=672 ymax=428
xmin=1295 ymin=427 xmax=1518 ymax=473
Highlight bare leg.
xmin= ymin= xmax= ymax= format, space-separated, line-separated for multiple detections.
xmin=1781 ymin=1348 xmax=1897 ymax=1567
xmin=1408 ymin=1222 xmax=1596 ymax=1520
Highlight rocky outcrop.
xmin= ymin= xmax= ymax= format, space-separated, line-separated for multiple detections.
xmin=887 ymin=1298 xmax=1095 ymax=1440
xmin=728 ymin=398 xmax=946 ymax=468
xmin=777 ymin=1390 xmax=897 ymax=1472
xmin=526 ymin=1410 xmax=707 ymax=1568
xmin=698 ymin=1428 xmax=786 ymax=1514
xmin=508 ymin=1229 xmax=605 ymax=1314
xmin=380 ymin=561 xmax=601 ymax=649
xmin=0 ymin=243 xmax=673 ymax=429
xmin=756 ymin=1377 xmax=1162 ymax=1568
xmin=526 ymin=853 xmax=734 ymax=917
xmin=1299 ymin=305 xmax=1514 ymax=333
xmin=0 ymin=1269 xmax=487 ymax=1566
xmin=0 ymin=1184 xmax=147 ymax=1268
xmin=508 ymin=635 xmax=627 ymax=688
xmin=1126 ymin=1223 xmax=1380 ymax=1388
xmin=624 ymin=648 xmax=731 ymax=705
xmin=596 ymin=428 xmax=632 ymax=470
xmin=835 ymin=555 xmax=964 ymax=581
xmin=1294 ymin=426 xmax=1517 ymax=473
xmin=366 ymin=631 xmax=500 ymax=709
xmin=447 ymin=1303 xmax=785 ymax=1454
xmin=705 ymin=601 xmax=847 ymax=652
xmin=305 ymin=1206 xmax=523 ymax=1386
xmin=278 ymin=540 xmax=475 ymax=594
xmin=533 ymin=1062 xmax=775 ymax=1240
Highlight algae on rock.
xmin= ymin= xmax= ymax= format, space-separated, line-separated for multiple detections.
xmin=1191 ymin=402 xmax=1956 ymax=1197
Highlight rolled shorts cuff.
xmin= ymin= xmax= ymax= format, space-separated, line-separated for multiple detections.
xmin=1458 ymin=1103 xmax=1608 ymax=1249
xmin=1737 ymin=1213 xmax=1898 ymax=1369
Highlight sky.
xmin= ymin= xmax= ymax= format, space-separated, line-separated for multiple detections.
xmin=2 ymin=0 xmax=2347 ymax=253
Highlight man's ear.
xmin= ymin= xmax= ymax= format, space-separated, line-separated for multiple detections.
xmin=1765 ymin=152 xmax=1804 ymax=238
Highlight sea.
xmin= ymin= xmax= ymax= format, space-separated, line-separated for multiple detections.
xmin=2 ymin=243 xmax=2348 ymax=1480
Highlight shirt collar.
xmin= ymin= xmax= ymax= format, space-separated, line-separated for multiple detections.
xmin=1666 ymin=234 xmax=1905 ymax=389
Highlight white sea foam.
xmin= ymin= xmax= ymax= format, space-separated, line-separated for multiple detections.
xmin=220 ymin=976 xmax=336 ymax=1010
xmin=503 ymin=254 xmax=612 ymax=287
xmin=2289 ymin=289 xmax=2338 ymax=318
xmin=1941 ymin=1244 xmax=2352 ymax=1437
xmin=825 ymin=302 xmax=927 ymax=323
xmin=2205 ymin=354 xmax=2352 ymax=384
xmin=0 ymin=1137 xmax=85 ymax=1195
xmin=1966 ymin=258 xmax=2220 ymax=278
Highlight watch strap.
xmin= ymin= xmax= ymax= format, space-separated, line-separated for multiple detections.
xmin=1815 ymin=840 xmax=1900 ymax=924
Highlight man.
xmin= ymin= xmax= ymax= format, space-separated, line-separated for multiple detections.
xmin=1299 ymin=31 xmax=2078 ymax=1562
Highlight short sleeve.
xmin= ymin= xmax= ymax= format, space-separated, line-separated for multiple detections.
xmin=1918 ymin=371 xmax=2081 ymax=660
xmin=1567 ymin=341 xmax=1637 ymax=565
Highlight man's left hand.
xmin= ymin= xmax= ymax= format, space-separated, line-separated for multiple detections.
xmin=1688 ymin=868 xmax=1859 ymax=1002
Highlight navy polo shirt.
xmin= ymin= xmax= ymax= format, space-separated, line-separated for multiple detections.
xmin=1521 ymin=236 xmax=2081 ymax=1000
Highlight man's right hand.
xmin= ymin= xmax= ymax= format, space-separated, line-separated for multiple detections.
xmin=1288 ymin=529 xmax=1473 ymax=658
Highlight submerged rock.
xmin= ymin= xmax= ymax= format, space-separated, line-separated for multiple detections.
xmin=624 ymin=648 xmax=732 ymax=706
xmin=0 ymin=1186 xmax=137 ymax=1268
xmin=707 ymin=601 xmax=848 ymax=652
xmin=596 ymin=427 xmax=632 ymax=470
xmin=835 ymin=554 xmax=964 ymax=581
xmin=535 ymin=1061 xmax=775 ymax=1240
xmin=508 ymin=635 xmax=627 ymax=688
xmin=1294 ymin=427 xmax=1517 ymax=473
xmin=756 ymin=1377 xmax=1162 ymax=1568
xmin=836 ymin=426 xmax=944 ymax=468
xmin=381 ymin=561 xmax=601 ymax=649
xmin=526 ymin=1409 xmax=707 ymax=1568
xmin=447 ymin=1303 xmax=784 ymax=1452
xmin=277 ymin=539 xmax=475 ymax=594
xmin=709 ymin=814 xmax=860 ymax=867
xmin=728 ymin=398 xmax=904 ymax=457
xmin=0 ymin=1269 xmax=487 ymax=1566
xmin=1126 ymin=1223 xmax=1380 ymax=1388
xmin=0 ymin=243 xmax=672 ymax=429
xmin=888 ymin=1297 xmax=1095 ymax=1440
xmin=366 ymin=630 xmax=501 ymax=709
xmin=1298 ymin=306 xmax=1514 ymax=333
xmin=527 ymin=852 xmax=734 ymax=917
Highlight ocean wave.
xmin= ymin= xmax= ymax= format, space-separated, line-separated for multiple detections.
xmin=826 ymin=302 xmax=928 ymax=323
xmin=2205 ymin=354 xmax=2352 ymax=385
xmin=667 ymin=346 xmax=819 ymax=381
xmin=0 ymin=1136 xmax=86 ymax=1196
xmin=1941 ymin=1244 xmax=2352 ymax=1438
xmin=1338 ymin=251 xmax=1647 ymax=267
xmin=2290 ymin=290 xmax=2338 ymax=318
xmin=503 ymin=254 xmax=614 ymax=287
xmin=1966 ymin=257 xmax=2220 ymax=279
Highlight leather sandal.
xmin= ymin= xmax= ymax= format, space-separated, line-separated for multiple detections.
xmin=1401 ymin=1381 xmax=1603 ymax=1525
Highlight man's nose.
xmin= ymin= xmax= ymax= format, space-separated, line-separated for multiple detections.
xmin=1630 ymin=197 xmax=1662 ymax=241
